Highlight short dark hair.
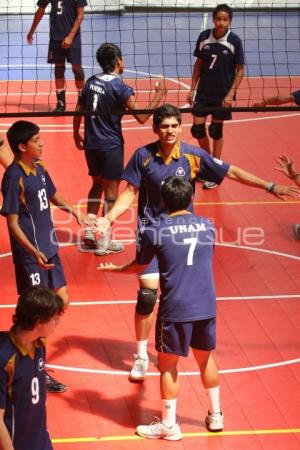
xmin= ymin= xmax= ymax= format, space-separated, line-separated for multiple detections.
xmin=96 ymin=43 xmax=122 ymax=73
xmin=161 ymin=176 xmax=193 ymax=213
xmin=153 ymin=104 xmax=182 ymax=128
xmin=13 ymin=287 xmax=64 ymax=330
xmin=7 ymin=120 xmax=40 ymax=156
xmin=213 ymin=4 xmax=233 ymax=21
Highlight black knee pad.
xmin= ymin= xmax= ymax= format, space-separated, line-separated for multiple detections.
xmin=54 ymin=64 xmax=65 ymax=80
xmin=191 ymin=123 xmax=206 ymax=139
xmin=208 ymin=122 xmax=223 ymax=140
xmin=136 ymin=288 xmax=158 ymax=315
xmin=72 ymin=66 xmax=85 ymax=81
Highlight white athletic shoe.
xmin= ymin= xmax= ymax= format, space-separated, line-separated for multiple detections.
xmin=83 ymin=229 xmax=97 ymax=249
xmin=205 ymin=411 xmax=224 ymax=432
xmin=136 ymin=418 xmax=182 ymax=440
xmin=203 ymin=181 xmax=218 ymax=190
xmin=129 ymin=354 xmax=149 ymax=381
xmin=94 ymin=235 xmax=124 ymax=256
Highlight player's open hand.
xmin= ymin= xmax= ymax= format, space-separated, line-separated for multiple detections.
xmin=27 ymin=33 xmax=34 ymax=44
xmin=76 ymin=212 xmax=98 ymax=230
xmin=61 ymin=36 xmax=72 ymax=49
xmin=275 ymin=154 xmax=297 ymax=179
xmin=74 ymin=134 xmax=84 ymax=150
xmin=97 ymin=262 xmax=122 ymax=271
xmin=271 ymin=184 xmax=300 ymax=200
xmin=154 ymin=80 xmax=167 ymax=97
xmin=35 ymin=251 xmax=55 ymax=270
xmin=187 ymin=88 xmax=195 ymax=105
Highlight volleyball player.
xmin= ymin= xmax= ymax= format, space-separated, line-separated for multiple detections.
xmin=1 ymin=120 xmax=97 ymax=392
xmin=27 ymin=0 xmax=87 ymax=112
xmin=133 ymin=176 xmax=222 ymax=439
xmin=0 ymin=287 xmax=64 ymax=450
xmin=73 ymin=43 xmax=166 ymax=255
xmin=187 ymin=3 xmax=244 ymax=189
xmin=253 ymin=91 xmax=300 ymax=238
xmin=97 ymin=104 xmax=300 ymax=382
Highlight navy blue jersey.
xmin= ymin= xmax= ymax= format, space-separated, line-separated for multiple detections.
xmin=37 ymin=0 xmax=87 ymax=45
xmin=122 ymin=141 xmax=229 ymax=230
xmin=292 ymin=90 xmax=300 ymax=105
xmin=138 ymin=213 xmax=216 ymax=322
xmin=79 ymin=73 xmax=134 ymax=151
xmin=1 ymin=159 xmax=59 ymax=264
xmin=193 ymin=29 xmax=244 ymax=102
xmin=0 ymin=331 xmax=52 ymax=450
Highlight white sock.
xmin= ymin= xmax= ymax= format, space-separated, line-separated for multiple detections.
xmin=136 ymin=340 xmax=148 ymax=359
xmin=162 ymin=398 xmax=177 ymax=427
xmin=206 ymin=386 xmax=221 ymax=414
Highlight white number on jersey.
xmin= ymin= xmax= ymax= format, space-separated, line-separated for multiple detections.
xmin=57 ymin=0 xmax=63 ymax=14
xmin=38 ymin=188 xmax=48 ymax=211
xmin=30 ymin=273 xmax=41 ymax=286
xmin=92 ymin=93 xmax=98 ymax=111
xmin=31 ymin=377 xmax=40 ymax=404
xmin=209 ymin=54 xmax=218 ymax=70
xmin=183 ymin=237 xmax=197 ymax=266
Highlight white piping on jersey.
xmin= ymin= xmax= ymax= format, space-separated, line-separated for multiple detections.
xmin=141 ymin=190 xmax=149 ymax=234
xmin=29 ymin=213 xmax=40 ymax=253
xmin=95 ymin=72 xmax=121 ymax=82
xmin=199 ymin=30 xmax=235 ymax=55
xmin=11 ymin=405 xmax=15 ymax=443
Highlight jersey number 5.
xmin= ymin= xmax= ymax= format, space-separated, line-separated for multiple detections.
xmin=57 ymin=0 xmax=63 ymax=15
xmin=183 ymin=237 xmax=197 ymax=266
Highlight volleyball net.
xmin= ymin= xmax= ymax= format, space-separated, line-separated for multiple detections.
xmin=0 ymin=0 xmax=300 ymax=117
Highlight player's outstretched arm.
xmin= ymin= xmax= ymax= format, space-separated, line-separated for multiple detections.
xmin=0 ymin=137 xmax=13 ymax=169
xmin=27 ymin=7 xmax=45 ymax=44
xmin=50 ymin=193 xmax=98 ymax=229
xmin=227 ymin=165 xmax=300 ymax=200
xmin=275 ymin=154 xmax=300 ymax=187
xmin=97 ymin=183 xmax=138 ymax=234
xmin=126 ymin=80 xmax=167 ymax=124
xmin=97 ymin=259 xmax=148 ymax=274
xmin=253 ymin=94 xmax=294 ymax=108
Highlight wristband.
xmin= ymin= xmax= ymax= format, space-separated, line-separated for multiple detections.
xmin=266 ymin=182 xmax=275 ymax=193
xmin=0 ymin=139 xmax=4 ymax=147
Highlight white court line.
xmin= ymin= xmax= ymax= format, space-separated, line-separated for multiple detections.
xmin=1 ymin=294 xmax=300 ymax=309
xmin=46 ymin=357 xmax=300 ymax=377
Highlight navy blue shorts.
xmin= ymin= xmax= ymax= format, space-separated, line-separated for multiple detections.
xmin=84 ymin=148 xmax=124 ymax=179
xmin=15 ymin=253 xmax=67 ymax=294
xmin=48 ymin=40 xmax=82 ymax=66
xmin=155 ymin=317 xmax=216 ymax=356
xmin=193 ymin=100 xmax=232 ymax=121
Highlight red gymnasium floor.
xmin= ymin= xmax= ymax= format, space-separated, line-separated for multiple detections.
xmin=0 ymin=79 xmax=300 ymax=450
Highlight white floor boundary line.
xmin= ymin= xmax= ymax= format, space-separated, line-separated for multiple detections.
xmin=46 ymin=356 xmax=300 ymax=376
